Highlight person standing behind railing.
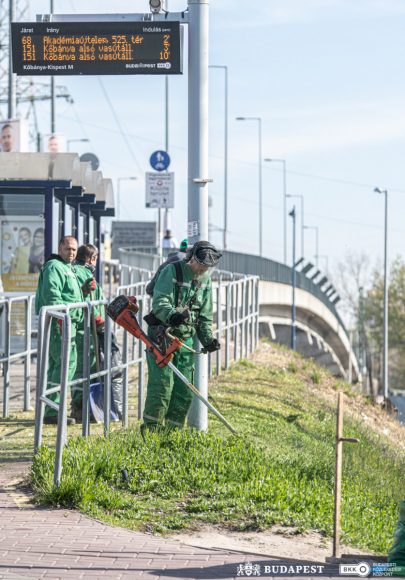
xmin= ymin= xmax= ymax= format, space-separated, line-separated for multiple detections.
xmin=72 ymin=244 xmax=103 ymax=421
xmin=35 ymin=236 xmax=88 ymax=425
xmin=73 ymin=243 xmax=123 ymax=422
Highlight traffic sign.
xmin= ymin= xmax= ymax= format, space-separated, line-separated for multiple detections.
xmin=145 ymin=172 xmax=174 ymax=208
xmin=150 ymin=150 xmax=170 ymax=171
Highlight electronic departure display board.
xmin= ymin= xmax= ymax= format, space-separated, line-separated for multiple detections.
xmin=11 ymin=21 xmax=182 ymax=75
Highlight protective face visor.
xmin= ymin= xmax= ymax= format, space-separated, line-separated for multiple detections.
xmin=194 ymin=246 xmax=222 ymax=267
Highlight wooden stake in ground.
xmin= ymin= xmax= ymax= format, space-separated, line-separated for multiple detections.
xmin=333 ymin=391 xmax=359 ymax=558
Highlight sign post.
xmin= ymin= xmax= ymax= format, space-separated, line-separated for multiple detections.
xmin=147 ymin=150 xmax=173 ymax=257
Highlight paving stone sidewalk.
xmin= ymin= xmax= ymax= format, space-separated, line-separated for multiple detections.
xmin=0 ymin=463 xmax=252 ymax=580
xmin=0 ymin=463 xmax=357 ymax=580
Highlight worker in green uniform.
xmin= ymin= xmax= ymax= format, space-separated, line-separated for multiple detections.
xmin=142 ymin=240 xmax=222 ymax=431
xmin=35 ymin=236 xmax=92 ymax=424
xmin=71 ymin=244 xmax=104 ymax=420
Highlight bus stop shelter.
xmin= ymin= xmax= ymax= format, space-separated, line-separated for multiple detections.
xmin=0 ymin=152 xmax=115 ymax=293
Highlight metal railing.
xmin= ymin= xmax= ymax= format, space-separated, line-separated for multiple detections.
xmin=33 ymin=268 xmax=259 ymax=485
xmin=101 ymin=259 xmax=153 ymax=300
xmin=0 ymin=294 xmax=35 ymax=418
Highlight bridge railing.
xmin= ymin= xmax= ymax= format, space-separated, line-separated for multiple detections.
xmin=115 ymin=246 xmax=343 ymax=329
xmin=113 ymin=244 xmax=349 ymax=354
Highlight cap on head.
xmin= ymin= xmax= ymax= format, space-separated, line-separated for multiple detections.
xmin=180 ymin=238 xmax=188 ymax=252
xmin=187 ymin=240 xmax=222 ymax=267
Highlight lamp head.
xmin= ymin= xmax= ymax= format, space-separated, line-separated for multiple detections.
xmin=374 ymin=187 xmax=387 ymax=194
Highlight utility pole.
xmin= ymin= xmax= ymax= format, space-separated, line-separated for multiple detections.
xmin=8 ymin=0 xmax=16 ymax=118
xmin=164 ymin=0 xmax=170 ymax=233
xmin=50 ymin=0 xmax=55 ymax=133
xmin=187 ymin=0 xmax=210 ymax=431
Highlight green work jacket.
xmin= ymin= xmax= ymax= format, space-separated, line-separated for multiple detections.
xmin=74 ymin=263 xmax=105 ymax=320
xmin=35 ymin=254 xmax=84 ymax=332
xmin=152 ymin=260 xmax=213 ymax=347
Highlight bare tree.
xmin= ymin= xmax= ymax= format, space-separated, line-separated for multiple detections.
xmin=332 ymin=250 xmax=374 ymax=327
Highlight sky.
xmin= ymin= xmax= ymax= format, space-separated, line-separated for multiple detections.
xmin=9 ymin=0 xmax=405 ymax=274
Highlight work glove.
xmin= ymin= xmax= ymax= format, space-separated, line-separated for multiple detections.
xmin=81 ymin=277 xmax=96 ymax=295
xmin=203 ymin=338 xmax=221 ymax=353
xmin=169 ymin=309 xmax=190 ymax=327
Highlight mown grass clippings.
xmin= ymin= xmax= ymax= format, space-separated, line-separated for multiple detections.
xmin=30 ymin=342 xmax=405 ymax=555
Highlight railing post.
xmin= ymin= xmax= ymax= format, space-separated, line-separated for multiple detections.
xmin=82 ymin=304 xmax=91 ymax=437
xmin=225 ymin=283 xmax=231 ymax=370
xmin=137 ymin=297 xmax=146 ymax=421
xmin=23 ymin=296 xmax=33 ymax=411
xmin=54 ymin=313 xmax=71 ymax=487
xmin=103 ymin=314 xmax=112 ymax=436
xmin=216 ymin=283 xmax=222 ymax=376
xmin=3 ymin=300 xmax=11 ymax=418
xmin=234 ymin=283 xmax=239 ymax=361
xmin=34 ymin=308 xmax=48 ymax=452
xmin=122 ymin=316 xmax=129 ymax=426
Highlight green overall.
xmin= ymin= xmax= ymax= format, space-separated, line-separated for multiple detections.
xmin=35 ymin=255 xmax=84 ymax=417
xmin=143 ymin=260 xmax=214 ymax=429
xmin=73 ymin=264 xmax=105 ymax=410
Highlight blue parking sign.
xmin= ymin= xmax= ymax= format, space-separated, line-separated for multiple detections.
xmin=150 ymin=150 xmax=170 ymax=172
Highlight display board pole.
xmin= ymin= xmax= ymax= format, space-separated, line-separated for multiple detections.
xmin=187 ymin=0 xmax=210 ymax=432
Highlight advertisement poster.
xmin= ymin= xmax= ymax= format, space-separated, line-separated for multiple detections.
xmin=41 ymin=133 xmax=67 ymax=153
xmin=1 ymin=218 xmax=44 ymax=336
xmin=0 ymin=119 xmax=29 ymax=152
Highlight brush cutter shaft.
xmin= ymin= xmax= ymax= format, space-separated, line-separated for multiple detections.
xmin=167 ymin=362 xmax=237 ymax=435
xmin=107 ymin=295 xmax=237 ymax=434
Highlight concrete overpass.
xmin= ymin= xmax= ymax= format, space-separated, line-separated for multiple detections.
xmin=259 ymin=280 xmax=357 ymax=380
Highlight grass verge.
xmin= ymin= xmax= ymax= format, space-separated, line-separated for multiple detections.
xmin=30 ymin=343 xmax=404 ymax=555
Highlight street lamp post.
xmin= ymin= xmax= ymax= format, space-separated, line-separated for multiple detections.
xmin=289 ymin=206 xmax=297 ymax=350
xmin=264 ymin=158 xmax=287 ymax=263
xmin=286 ymin=194 xmax=304 ymax=259
xmin=374 ymin=187 xmax=389 ymax=399
xmin=303 ymin=225 xmax=319 ymax=268
xmin=209 ymin=65 xmax=228 ymax=250
xmin=67 ymin=138 xmax=90 ymax=151
xmin=117 ymin=177 xmax=137 ymax=221
xmin=236 ymin=116 xmax=263 ymax=256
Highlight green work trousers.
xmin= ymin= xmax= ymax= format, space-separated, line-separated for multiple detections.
xmin=45 ymin=325 xmax=78 ymax=418
xmin=143 ymin=335 xmax=194 ymax=429
xmin=73 ymin=329 xmax=97 ymax=411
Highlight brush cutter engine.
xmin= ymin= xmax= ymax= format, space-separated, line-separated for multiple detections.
xmin=106 ymin=295 xmax=182 ymax=368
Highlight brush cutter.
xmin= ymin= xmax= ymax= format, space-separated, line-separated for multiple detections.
xmin=106 ymin=295 xmax=237 ymax=435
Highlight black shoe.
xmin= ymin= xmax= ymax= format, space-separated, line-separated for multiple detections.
xmin=44 ymin=416 xmax=76 ymax=425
